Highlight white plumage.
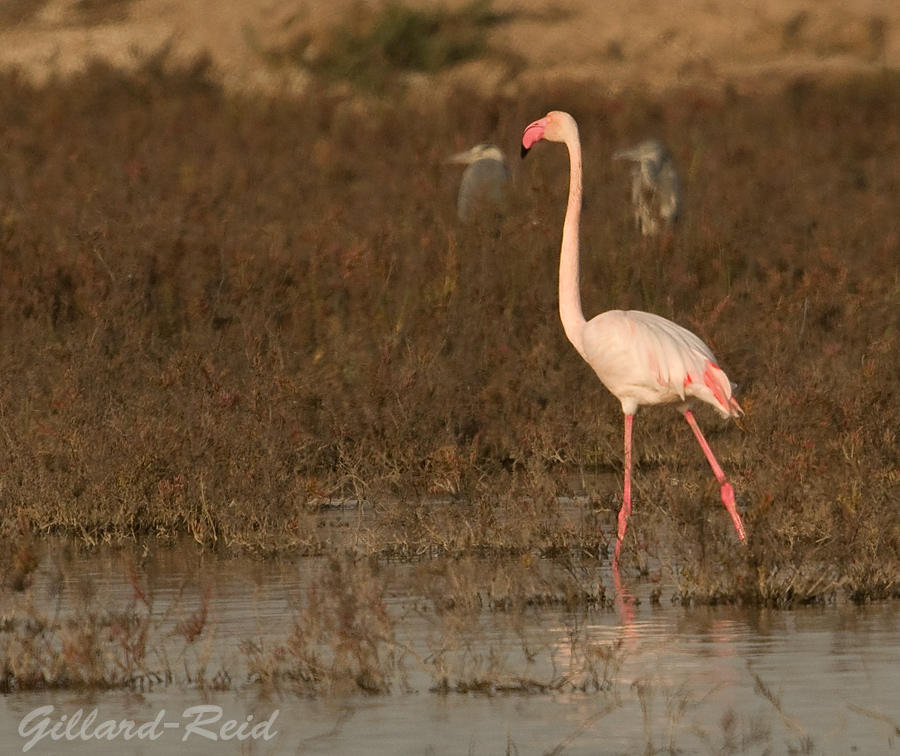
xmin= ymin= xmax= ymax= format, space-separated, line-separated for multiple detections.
xmin=613 ymin=138 xmax=681 ymax=237
xmin=582 ymin=309 xmax=739 ymax=417
xmin=446 ymin=143 xmax=511 ymax=222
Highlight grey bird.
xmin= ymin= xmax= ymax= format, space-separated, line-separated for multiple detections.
xmin=446 ymin=143 xmax=511 ymax=222
xmin=613 ymin=139 xmax=681 ymax=237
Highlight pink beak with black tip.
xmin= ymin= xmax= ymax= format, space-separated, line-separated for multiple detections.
xmin=520 ymin=116 xmax=548 ymax=158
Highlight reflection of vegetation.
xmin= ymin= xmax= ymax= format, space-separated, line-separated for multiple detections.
xmin=2 ymin=541 xmax=881 ymax=756
xmin=0 ymin=544 xmax=613 ymax=695
xmin=0 ymin=538 xmax=214 ymax=692
xmin=268 ymin=0 xmax=507 ymax=88
xmin=242 ymin=555 xmax=400 ymax=695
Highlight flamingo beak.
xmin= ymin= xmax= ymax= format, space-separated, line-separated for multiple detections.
xmin=521 ymin=117 xmax=547 ymax=158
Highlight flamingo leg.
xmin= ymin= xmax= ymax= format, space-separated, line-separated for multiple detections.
xmin=613 ymin=414 xmax=634 ymax=569
xmin=682 ymin=409 xmax=746 ymax=542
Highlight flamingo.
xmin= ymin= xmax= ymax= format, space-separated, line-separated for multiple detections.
xmin=446 ymin=143 xmax=511 ymax=222
xmin=521 ymin=111 xmax=746 ymax=569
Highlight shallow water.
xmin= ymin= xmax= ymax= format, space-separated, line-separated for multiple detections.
xmin=2 ymin=542 xmax=900 ymax=755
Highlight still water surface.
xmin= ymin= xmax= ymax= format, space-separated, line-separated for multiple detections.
xmin=2 ymin=543 xmax=899 ymax=755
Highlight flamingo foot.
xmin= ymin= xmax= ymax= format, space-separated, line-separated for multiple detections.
xmin=719 ymin=482 xmax=746 ymax=542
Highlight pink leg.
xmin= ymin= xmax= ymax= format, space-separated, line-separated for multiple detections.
xmin=682 ymin=409 xmax=746 ymax=542
xmin=612 ymin=558 xmax=635 ymax=628
xmin=613 ymin=414 xmax=634 ymax=569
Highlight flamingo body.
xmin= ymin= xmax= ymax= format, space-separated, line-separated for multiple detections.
xmin=581 ymin=309 xmax=741 ymax=418
xmin=521 ymin=111 xmax=746 ymax=568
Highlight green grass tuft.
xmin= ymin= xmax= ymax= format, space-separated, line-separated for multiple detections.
xmin=266 ymin=0 xmax=505 ymax=89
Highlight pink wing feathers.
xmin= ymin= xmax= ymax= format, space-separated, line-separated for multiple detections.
xmin=581 ymin=310 xmax=741 ymax=418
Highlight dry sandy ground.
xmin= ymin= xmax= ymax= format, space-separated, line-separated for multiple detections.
xmin=0 ymin=0 xmax=898 ymax=95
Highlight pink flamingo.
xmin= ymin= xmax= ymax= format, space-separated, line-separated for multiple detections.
xmin=521 ymin=111 xmax=746 ymax=569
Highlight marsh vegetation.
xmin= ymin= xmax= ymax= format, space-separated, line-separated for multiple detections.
xmin=2 ymin=55 xmax=900 ymax=604
xmin=2 ymin=540 xmax=899 ymax=755
xmin=0 ymin=7 xmax=899 ymax=754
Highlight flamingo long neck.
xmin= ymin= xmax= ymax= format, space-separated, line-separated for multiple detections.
xmin=559 ymin=127 xmax=588 ymax=358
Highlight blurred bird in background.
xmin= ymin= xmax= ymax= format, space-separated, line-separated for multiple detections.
xmin=613 ymin=139 xmax=681 ymax=237
xmin=446 ymin=143 xmax=511 ymax=223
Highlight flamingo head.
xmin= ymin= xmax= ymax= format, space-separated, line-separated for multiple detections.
xmin=521 ymin=111 xmax=577 ymax=157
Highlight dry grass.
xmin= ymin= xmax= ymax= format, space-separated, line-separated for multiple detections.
xmin=0 ymin=46 xmax=899 ymax=603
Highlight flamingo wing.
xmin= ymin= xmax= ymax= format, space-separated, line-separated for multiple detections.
xmin=581 ymin=310 xmax=740 ymax=418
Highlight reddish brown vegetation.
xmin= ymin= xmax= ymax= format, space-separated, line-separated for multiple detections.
xmin=0 ymin=57 xmax=899 ymax=601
